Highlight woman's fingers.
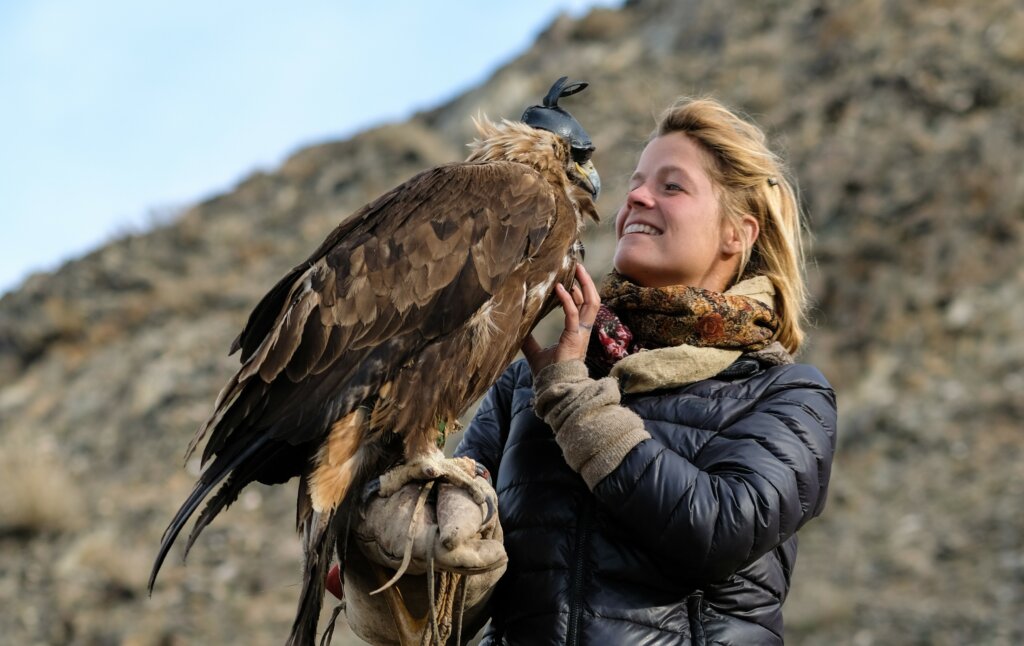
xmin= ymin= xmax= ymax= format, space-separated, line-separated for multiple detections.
xmin=555 ymin=283 xmax=580 ymax=333
xmin=575 ymin=265 xmax=601 ymax=326
xmin=570 ymin=283 xmax=584 ymax=308
xmin=522 ymin=265 xmax=601 ymax=375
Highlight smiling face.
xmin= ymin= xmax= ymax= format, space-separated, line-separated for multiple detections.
xmin=613 ymin=132 xmax=744 ymax=291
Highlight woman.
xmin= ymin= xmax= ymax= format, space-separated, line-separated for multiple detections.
xmin=452 ymin=97 xmax=837 ymax=645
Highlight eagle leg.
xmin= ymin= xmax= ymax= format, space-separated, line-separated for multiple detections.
xmin=378 ymin=449 xmax=491 ymax=509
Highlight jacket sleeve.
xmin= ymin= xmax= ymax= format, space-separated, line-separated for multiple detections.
xmin=453 ymin=362 xmax=519 ymax=480
xmin=535 ymin=360 xmax=837 ymax=585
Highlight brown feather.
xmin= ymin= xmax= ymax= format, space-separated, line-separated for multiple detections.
xmin=311 ymin=325 xmax=349 ymax=375
xmin=309 ymin=407 xmax=368 ymax=513
xmin=285 ymin=307 xmax=331 ymax=382
xmin=258 ymin=289 xmax=317 ymax=382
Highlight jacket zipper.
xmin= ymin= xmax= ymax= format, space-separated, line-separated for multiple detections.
xmin=566 ymin=498 xmax=594 ymax=646
xmin=687 ymin=592 xmax=706 ymax=645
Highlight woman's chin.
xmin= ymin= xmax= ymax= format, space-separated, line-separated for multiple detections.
xmin=612 ymin=260 xmax=653 ymax=286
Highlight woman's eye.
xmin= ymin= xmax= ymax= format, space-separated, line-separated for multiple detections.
xmin=665 ymin=183 xmax=683 ymax=192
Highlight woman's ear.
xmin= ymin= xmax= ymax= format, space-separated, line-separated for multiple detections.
xmin=721 ymin=214 xmax=760 ymax=255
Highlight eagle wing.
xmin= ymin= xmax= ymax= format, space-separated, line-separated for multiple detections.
xmin=151 ymin=160 xmax=568 ymax=585
xmin=208 ymin=159 xmax=561 ymax=455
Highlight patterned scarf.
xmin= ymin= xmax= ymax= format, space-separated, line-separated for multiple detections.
xmin=588 ymin=272 xmax=780 ymax=373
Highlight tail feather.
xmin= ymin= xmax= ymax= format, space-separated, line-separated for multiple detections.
xmin=201 ymin=383 xmax=272 ymax=464
xmin=148 ymin=436 xmax=270 ymax=593
xmin=286 ymin=508 xmax=339 ymax=646
xmin=182 ymin=440 xmax=282 ymax=557
xmin=185 ymin=372 xmax=244 ymax=462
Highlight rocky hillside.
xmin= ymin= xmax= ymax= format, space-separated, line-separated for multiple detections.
xmin=1 ymin=0 xmax=1021 ymax=643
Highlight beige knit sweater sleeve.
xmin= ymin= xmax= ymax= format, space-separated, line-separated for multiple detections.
xmin=532 ymin=360 xmax=652 ymax=489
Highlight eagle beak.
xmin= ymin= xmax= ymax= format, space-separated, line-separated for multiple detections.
xmin=574 ymin=159 xmax=601 ymax=199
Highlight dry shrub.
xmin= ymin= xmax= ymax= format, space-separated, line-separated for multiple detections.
xmin=56 ymin=528 xmax=150 ymax=604
xmin=0 ymin=440 xmax=85 ymax=537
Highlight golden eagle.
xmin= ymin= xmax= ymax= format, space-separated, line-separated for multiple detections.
xmin=149 ymin=77 xmax=600 ymax=644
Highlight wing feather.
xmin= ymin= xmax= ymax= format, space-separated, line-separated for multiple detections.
xmin=285 ymin=307 xmax=331 ymax=382
xmin=312 ymin=163 xmax=555 ymax=390
xmin=214 ymin=162 xmax=562 ymax=445
xmin=311 ymin=326 xmax=345 ymax=375
xmin=258 ymin=288 xmax=318 ymax=382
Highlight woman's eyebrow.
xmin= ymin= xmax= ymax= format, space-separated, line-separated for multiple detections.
xmin=661 ymin=164 xmax=695 ymax=182
xmin=630 ymin=165 xmax=699 ymax=188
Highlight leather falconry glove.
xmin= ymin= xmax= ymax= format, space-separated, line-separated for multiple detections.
xmin=341 ymin=467 xmax=506 ymax=646
xmin=356 ymin=475 xmax=505 ymax=574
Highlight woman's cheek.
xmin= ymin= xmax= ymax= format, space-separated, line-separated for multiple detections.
xmin=614 ymin=205 xmax=628 ymax=238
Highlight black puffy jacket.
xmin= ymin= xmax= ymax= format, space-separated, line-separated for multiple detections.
xmin=455 ymin=356 xmax=836 ymax=645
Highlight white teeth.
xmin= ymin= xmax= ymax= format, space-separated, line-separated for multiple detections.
xmin=624 ymin=223 xmax=662 ymax=236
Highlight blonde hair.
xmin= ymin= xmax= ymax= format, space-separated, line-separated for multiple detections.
xmin=654 ymin=97 xmax=808 ymax=354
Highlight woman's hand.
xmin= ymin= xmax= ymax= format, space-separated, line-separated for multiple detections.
xmin=521 ymin=264 xmax=601 ymax=374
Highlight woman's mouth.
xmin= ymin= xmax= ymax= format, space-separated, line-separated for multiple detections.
xmin=623 ymin=223 xmax=662 ymax=236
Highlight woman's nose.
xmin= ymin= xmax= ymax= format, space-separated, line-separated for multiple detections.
xmin=627 ymin=184 xmax=654 ymax=208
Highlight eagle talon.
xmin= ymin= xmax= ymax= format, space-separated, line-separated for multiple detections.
xmin=377 ymin=454 xmax=492 ymax=509
xmin=361 ymin=477 xmax=382 ymax=504
xmin=474 ymin=462 xmax=491 ymax=482
xmin=482 ymin=496 xmax=496 ymax=527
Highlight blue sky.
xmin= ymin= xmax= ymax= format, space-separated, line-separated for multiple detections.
xmin=0 ymin=0 xmax=618 ymax=295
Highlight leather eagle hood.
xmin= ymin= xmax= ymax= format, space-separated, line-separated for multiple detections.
xmin=522 ymin=76 xmax=595 ymax=159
